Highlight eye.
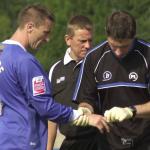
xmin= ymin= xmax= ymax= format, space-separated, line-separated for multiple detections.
xmin=80 ymin=40 xmax=86 ymax=43
xmin=44 ymin=30 xmax=50 ymax=35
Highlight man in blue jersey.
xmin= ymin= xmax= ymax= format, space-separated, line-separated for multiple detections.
xmin=73 ymin=11 xmax=150 ymax=150
xmin=0 ymin=4 xmax=109 ymax=150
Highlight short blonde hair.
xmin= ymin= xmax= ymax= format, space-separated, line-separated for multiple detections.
xmin=66 ymin=15 xmax=93 ymax=36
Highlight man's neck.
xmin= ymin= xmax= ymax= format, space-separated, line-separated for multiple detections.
xmin=10 ymin=28 xmax=28 ymax=49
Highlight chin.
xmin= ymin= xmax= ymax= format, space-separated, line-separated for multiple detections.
xmin=81 ymin=53 xmax=87 ymax=57
xmin=79 ymin=56 xmax=85 ymax=60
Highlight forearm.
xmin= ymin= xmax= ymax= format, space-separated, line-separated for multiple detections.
xmin=135 ymin=101 xmax=150 ymax=118
xmin=47 ymin=121 xmax=57 ymax=150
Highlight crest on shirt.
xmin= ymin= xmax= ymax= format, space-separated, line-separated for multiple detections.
xmin=103 ymin=71 xmax=112 ymax=81
xmin=32 ymin=76 xmax=46 ymax=96
xmin=129 ymin=72 xmax=138 ymax=81
xmin=56 ymin=76 xmax=65 ymax=84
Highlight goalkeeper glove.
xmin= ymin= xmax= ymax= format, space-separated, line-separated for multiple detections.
xmin=104 ymin=106 xmax=135 ymax=122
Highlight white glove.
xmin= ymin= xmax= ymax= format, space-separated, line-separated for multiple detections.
xmin=72 ymin=115 xmax=89 ymax=126
xmin=71 ymin=107 xmax=89 ymax=126
xmin=78 ymin=107 xmax=92 ymax=115
xmin=104 ymin=107 xmax=133 ymax=122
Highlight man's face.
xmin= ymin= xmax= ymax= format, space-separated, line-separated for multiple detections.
xmin=65 ymin=29 xmax=93 ymax=61
xmin=28 ymin=19 xmax=53 ymax=50
xmin=108 ymin=37 xmax=134 ymax=58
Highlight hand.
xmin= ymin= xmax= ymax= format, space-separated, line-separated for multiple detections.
xmin=104 ymin=107 xmax=133 ymax=122
xmin=88 ymin=114 xmax=110 ymax=133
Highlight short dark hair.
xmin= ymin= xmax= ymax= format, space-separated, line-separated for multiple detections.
xmin=66 ymin=15 xmax=93 ymax=36
xmin=106 ymin=11 xmax=136 ymax=39
xmin=18 ymin=4 xmax=55 ymax=28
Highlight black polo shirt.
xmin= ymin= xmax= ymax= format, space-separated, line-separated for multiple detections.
xmin=49 ymin=49 xmax=98 ymax=139
xmin=73 ymin=39 xmax=150 ymax=149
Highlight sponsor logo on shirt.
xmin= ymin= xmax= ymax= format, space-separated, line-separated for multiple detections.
xmin=32 ymin=76 xmax=46 ymax=96
xmin=56 ymin=76 xmax=65 ymax=84
xmin=103 ymin=71 xmax=112 ymax=81
xmin=129 ymin=72 xmax=138 ymax=81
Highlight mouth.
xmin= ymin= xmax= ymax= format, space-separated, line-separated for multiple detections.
xmin=81 ymin=50 xmax=88 ymax=54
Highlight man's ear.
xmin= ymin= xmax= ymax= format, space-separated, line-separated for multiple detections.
xmin=65 ymin=34 xmax=72 ymax=46
xmin=26 ymin=22 xmax=34 ymax=33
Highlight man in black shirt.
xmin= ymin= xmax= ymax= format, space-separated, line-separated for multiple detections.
xmin=73 ymin=11 xmax=150 ymax=150
xmin=47 ymin=15 xmax=109 ymax=150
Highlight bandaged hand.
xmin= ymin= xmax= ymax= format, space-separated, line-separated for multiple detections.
xmin=72 ymin=113 xmax=110 ymax=133
xmin=72 ymin=115 xmax=89 ymax=126
xmin=104 ymin=107 xmax=133 ymax=122
xmin=78 ymin=107 xmax=92 ymax=115
xmin=72 ymin=107 xmax=91 ymax=126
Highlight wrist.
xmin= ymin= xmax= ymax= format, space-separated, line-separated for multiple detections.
xmin=69 ymin=109 xmax=83 ymax=121
xmin=128 ymin=106 xmax=137 ymax=118
xmin=79 ymin=103 xmax=94 ymax=113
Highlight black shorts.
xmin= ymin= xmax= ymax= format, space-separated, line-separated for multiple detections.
xmin=60 ymin=133 xmax=110 ymax=150
xmin=106 ymin=130 xmax=150 ymax=150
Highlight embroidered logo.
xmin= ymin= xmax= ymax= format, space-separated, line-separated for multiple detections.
xmin=32 ymin=76 xmax=46 ymax=96
xmin=56 ymin=76 xmax=65 ymax=84
xmin=121 ymin=138 xmax=133 ymax=146
xmin=30 ymin=141 xmax=37 ymax=146
xmin=129 ymin=72 xmax=138 ymax=81
xmin=103 ymin=71 xmax=112 ymax=81
xmin=0 ymin=61 xmax=4 ymax=73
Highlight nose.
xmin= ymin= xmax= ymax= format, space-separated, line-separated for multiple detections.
xmin=84 ymin=41 xmax=91 ymax=49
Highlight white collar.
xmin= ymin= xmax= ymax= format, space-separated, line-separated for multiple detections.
xmin=2 ymin=40 xmax=26 ymax=52
xmin=63 ymin=47 xmax=83 ymax=65
xmin=63 ymin=47 xmax=74 ymax=65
